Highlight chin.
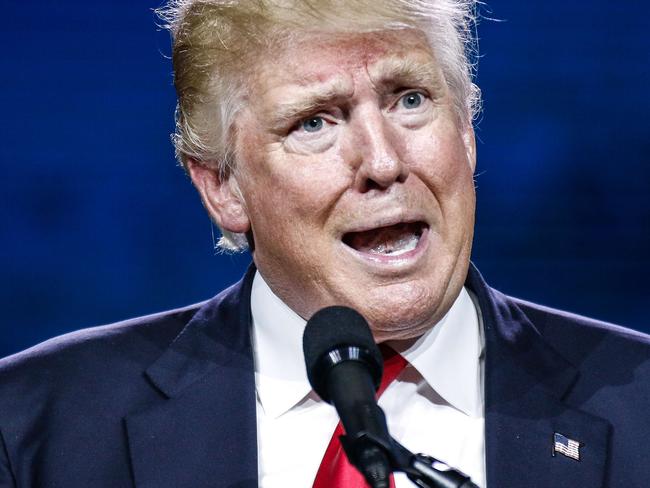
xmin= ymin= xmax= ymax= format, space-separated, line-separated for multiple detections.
xmin=356 ymin=295 xmax=442 ymax=342
xmin=373 ymin=326 xmax=432 ymax=343
xmin=352 ymin=266 xmax=467 ymax=342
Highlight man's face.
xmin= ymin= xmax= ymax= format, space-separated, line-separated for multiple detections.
xmin=198 ymin=29 xmax=476 ymax=341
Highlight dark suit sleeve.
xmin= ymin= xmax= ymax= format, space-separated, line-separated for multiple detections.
xmin=0 ymin=429 xmax=16 ymax=487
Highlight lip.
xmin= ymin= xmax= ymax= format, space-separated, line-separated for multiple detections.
xmin=340 ymin=225 xmax=431 ymax=268
xmin=339 ymin=213 xmax=430 ymax=236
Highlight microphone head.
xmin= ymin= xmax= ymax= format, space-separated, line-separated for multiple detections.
xmin=303 ymin=306 xmax=383 ymax=402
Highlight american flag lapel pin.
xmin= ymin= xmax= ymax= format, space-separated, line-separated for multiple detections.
xmin=553 ymin=432 xmax=582 ymax=461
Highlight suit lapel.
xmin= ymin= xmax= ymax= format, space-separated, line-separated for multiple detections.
xmin=125 ymin=266 xmax=258 ymax=488
xmin=467 ymin=265 xmax=611 ymax=488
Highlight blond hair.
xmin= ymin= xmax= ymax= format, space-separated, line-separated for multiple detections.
xmin=157 ymin=0 xmax=481 ymax=250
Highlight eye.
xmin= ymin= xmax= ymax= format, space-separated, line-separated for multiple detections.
xmin=301 ymin=116 xmax=325 ymax=133
xmin=400 ymin=92 xmax=423 ymax=109
xmin=285 ymin=110 xmax=340 ymax=153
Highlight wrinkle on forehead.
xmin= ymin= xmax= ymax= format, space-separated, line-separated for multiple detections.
xmin=246 ymin=28 xmax=443 ymax=127
xmin=257 ymin=28 xmax=430 ymax=83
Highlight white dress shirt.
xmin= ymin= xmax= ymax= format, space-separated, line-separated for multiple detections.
xmin=251 ymin=271 xmax=486 ymax=488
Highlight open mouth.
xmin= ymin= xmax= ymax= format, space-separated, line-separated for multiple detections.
xmin=342 ymin=221 xmax=427 ymax=257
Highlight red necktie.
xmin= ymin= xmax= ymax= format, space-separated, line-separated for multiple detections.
xmin=312 ymin=345 xmax=408 ymax=488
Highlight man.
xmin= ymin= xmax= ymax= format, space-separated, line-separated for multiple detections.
xmin=0 ymin=1 xmax=648 ymax=487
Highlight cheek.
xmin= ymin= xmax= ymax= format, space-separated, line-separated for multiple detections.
xmin=403 ymin=125 xmax=474 ymax=193
xmin=264 ymin=153 xmax=353 ymax=218
xmin=239 ymin=144 xmax=354 ymax=240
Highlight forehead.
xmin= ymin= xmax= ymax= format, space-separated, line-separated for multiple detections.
xmin=249 ymin=29 xmax=438 ymax=101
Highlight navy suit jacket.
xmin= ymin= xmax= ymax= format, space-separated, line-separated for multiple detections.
xmin=1 ymin=264 xmax=649 ymax=487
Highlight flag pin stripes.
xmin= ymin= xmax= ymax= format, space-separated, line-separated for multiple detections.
xmin=553 ymin=432 xmax=581 ymax=461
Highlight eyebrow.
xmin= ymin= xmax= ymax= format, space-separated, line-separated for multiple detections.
xmin=368 ymin=56 xmax=446 ymax=95
xmin=270 ymin=76 xmax=354 ymax=129
xmin=266 ymin=56 xmax=444 ymax=131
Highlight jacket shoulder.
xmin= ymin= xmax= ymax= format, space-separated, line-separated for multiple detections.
xmin=0 ymin=302 xmax=205 ymax=399
xmin=509 ymin=295 xmax=650 ymax=396
xmin=511 ymin=296 xmax=650 ymax=348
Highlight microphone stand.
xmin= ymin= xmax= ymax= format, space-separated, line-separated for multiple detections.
xmin=340 ymin=431 xmax=479 ymax=488
xmin=392 ymin=439 xmax=479 ymax=488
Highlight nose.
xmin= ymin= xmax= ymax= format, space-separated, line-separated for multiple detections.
xmin=349 ymin=108 xmax=409 ymax=193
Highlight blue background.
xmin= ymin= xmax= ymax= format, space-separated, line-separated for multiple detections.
xmin=1 ymin=1 xmax=648 ymax=357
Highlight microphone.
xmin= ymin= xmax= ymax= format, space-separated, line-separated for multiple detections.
xmin=303 ymin=306 xmax=481 ymax=488
xmin=303 ymin=306 xmax=394 ymax=488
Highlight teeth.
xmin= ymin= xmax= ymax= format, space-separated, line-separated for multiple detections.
xmin=370 ymin=233 xmax=419 ymax=256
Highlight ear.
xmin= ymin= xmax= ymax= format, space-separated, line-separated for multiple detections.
xmin=186 ymin=159 xmax=251 ymax=234
xmin=463 ymin=126 xmax=477 ymax=173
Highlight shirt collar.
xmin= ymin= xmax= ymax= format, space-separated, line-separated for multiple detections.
xmin=386 ymin=287 xmax=484 ymax=418
xmin=251 ymin=271 xmax=484 ymax=419
xmin=251 ymin=271 xmax=313 ymax=419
